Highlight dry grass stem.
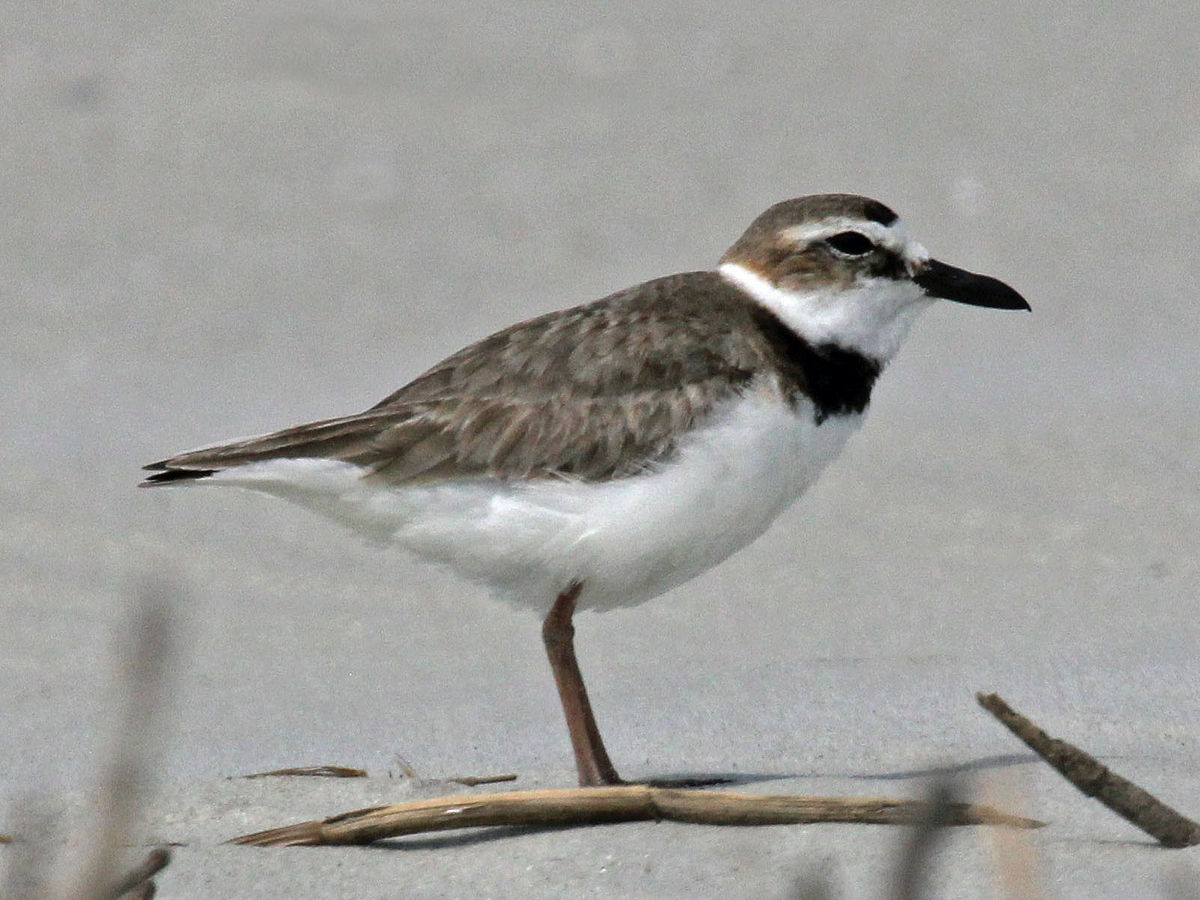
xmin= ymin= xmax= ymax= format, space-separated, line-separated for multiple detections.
xmin=3 ymin=580 xmax=176 ymax=899
xmin=446 ymin=774 xmax=519 ymax=787
xmin=65 ymin=584 xmax=173 ymax=898
xmin=229 ymin=785 xmax=1041 ymax=847
xmin=977 ymin=692 xmax=1200 ymax=848
xmin=240 ymin=766 xmax=368 ymax=779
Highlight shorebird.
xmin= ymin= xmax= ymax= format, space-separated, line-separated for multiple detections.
xmin=142 ymin=194 xmax=1028 ymax=785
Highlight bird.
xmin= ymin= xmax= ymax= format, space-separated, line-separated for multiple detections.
xmin=142 ymin=194 xmax=1028 ymax=786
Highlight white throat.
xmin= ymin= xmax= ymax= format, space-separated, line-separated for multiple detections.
xmin=719 ymin=262 xmax=933 ymax=364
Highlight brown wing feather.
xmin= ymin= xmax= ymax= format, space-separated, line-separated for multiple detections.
xmin=143 ymin=272 xmax=784 ymax=485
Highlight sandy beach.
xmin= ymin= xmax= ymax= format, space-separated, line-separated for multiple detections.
xmin=3 ymin=2 xmax=1199 ymax=895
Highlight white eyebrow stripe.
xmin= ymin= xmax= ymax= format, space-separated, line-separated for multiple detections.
xmin=778 ymin=217 xmax=928 ymax=266
xmin=779 ymin=218 xmax=900 ymax=247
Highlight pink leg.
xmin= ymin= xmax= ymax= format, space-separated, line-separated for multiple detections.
xmin=541 ymin=583 xmax=623 ymax=786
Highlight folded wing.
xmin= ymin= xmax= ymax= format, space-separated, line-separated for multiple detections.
xmin=142 ymin=272 xmax=777 ymax=486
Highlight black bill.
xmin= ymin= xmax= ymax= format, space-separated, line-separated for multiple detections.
xmin=914 ymin=259 xmax=1030 ymax=310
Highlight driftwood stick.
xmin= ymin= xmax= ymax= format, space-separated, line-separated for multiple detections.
xmin=977 ymin=692 xmax=1200 ymax=848
xmin=229 ymin=785 xmax=1041 ymax=847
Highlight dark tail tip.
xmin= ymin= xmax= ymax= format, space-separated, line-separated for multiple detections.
xmin=139 ymin=467 xmax=217 ymax=487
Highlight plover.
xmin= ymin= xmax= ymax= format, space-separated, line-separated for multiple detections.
xmin=142 ymin=194 xmax=1028 ymax=786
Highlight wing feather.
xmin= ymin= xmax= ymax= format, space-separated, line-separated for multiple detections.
xmin=143 ymin=272 xmax=785 ymax=486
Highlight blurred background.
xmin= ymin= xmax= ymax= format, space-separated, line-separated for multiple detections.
xmin=3 ymin=0 xmax=1198 ymax=820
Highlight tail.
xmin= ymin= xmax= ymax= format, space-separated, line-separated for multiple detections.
xmin=140 ymin=465 xmax=218 ymax=486
xmin=139 ymin=410 xmax=401 ymax=488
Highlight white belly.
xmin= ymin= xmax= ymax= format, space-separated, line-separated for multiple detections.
xmin=200 ymin=392 xmax=863 ymax=612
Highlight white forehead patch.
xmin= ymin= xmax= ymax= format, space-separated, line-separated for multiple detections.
xmin=779 ymin=217 xmax=929 ymax=270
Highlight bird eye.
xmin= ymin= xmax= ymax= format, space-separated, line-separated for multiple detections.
xmin=825 ymin=231 xmax=875 ymax=256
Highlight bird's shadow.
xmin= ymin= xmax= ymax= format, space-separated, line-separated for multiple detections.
xmin=638 ymin=772 xmax=783 ymax=788
xmin=831 ymin=753 xmax=1038 ymax=781
xmin=632 ymin=753 xmax=1037 ymax=787
xmin=369 ymin=823 xmax=589 ymax=851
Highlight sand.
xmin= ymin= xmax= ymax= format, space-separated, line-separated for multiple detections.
xmin=3 ymin=2 xmax=1198 ymax=896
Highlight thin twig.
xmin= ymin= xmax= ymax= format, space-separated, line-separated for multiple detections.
xmin=977 ymin=692 xmax=1200 ymax=847
xmin=229 ymin=785 xmax=1041 ymax=847
xmin=240 ymin=766 xmax=368 ymax=779
xmin=446 ymin=773 xmax=519 ymax=787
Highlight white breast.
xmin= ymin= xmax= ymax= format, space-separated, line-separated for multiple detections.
xmin=200 ymin=389 xmax=863 ymax=613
